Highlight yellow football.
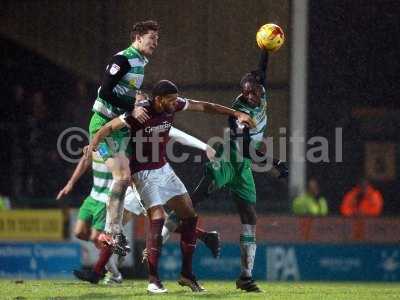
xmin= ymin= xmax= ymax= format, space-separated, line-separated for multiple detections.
xmin=256 ymin=23 xmax=285 ymax=52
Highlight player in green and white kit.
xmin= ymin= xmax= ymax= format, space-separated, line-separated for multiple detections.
xmin=89 ymin=20 xmax=159 ymax=253
xmin=207 ymin=49 xmax=287 ymax=292
xmin=57 ymin=151 xmax=145 ymax=284
xmin=161 ymin=49 xmax=288 ymax=292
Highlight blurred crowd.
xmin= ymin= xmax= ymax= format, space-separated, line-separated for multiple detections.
xmin=0 ymin=81 xmax=94 ymax=206
xmin=292 ymin=177 xmax=383 ymax=217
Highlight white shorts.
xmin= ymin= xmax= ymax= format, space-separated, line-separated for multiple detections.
xmin=124 ymin=186 xmax=146 ymax=216
xmin=133 ymin=163 xmax=188 ymax=210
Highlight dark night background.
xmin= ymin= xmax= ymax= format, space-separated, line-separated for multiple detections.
xmin=308 ymin=0 xmax=400 ymax=215
xmin=0 ymin=0 xmax=399 ymax=215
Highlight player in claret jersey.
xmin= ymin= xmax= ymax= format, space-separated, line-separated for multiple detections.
xmin=58 ymin=125 xmax=222 ymax=285
xmin=86 ymin=80 xmax=254 ymax=293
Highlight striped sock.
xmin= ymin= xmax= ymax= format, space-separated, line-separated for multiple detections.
xmin=239 ymin=224 xmax=256 ymax=278
xmin=106 ymin=179 xmax=129 ymax=234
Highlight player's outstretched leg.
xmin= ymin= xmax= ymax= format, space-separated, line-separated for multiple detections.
xmin=192 ymin=147 xmax=234 ymax=205
xmin=162 ymin=211 xmax=221 ymax=258
xmin=194 ymin=228 xmax=221 ymax=259
xmin=73 ymin=225 xmax=113 ymax=284
xmin=73 ymin=244 xmax=113 ymax=284
xmin=235 ymin=198 xmax=262 ymax=293
xmin=191 ymin=171 xmax=216 ymax=206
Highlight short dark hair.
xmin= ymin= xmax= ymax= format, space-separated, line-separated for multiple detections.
xmin=240 ymin=71 xmax=263 ymax=88
xmin=240 ymin=72 xmax=258 ymax=88
xmin=130 ymin=20 xmax=159 ymax=42
xmin=152 ymin=80 xmax=178 ymax=99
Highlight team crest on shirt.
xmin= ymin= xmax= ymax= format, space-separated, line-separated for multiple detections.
xmin=128 ymin=75 xmax=143 ymax=88
xmin=129 ymin=79 xmax=137 ymax=88
xmin=109 ymin=63 xmax=120 ymax=75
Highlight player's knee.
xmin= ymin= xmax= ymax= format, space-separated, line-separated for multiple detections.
xmin=110 ymin=164 xmax=131 ymax=181
xmin=148 ymin=205 xmax=165 ymax=220
xmin=74 ymin=230 xmax=89 ymax=241
xmin=179 ymin=207 xmax=196 ymax=219
xmin=240 ymin=204 xmax=257 ymax=225
xmin=92 ymin=238 xmax=103 ymax=249
xmin=186 ymin=207 xmax=196 ymax=218
xmin=246 ymin=213 xmax=257 ymax=225
xmin=180 ymin=197 xmax=196 ymax=218
xmin=110 ymin=178 xmax=130 ymax=193
xmin=90 ymin=230 xmax=100 ymax=240
xmin=116 ymin=171 xmax=131 ymax=182
xmin=246 ymin=214 xmax=257 ymax=225
xmin=107 ymin=156 xmax=130 ymax=177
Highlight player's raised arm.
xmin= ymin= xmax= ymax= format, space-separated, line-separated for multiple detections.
xmin=254 ymin=23 xmax=284 ymax=89
xmin=56 ymin=154 xmax=92 ymax=200
xmin=169 ymin=126 xmax=216 ymax=160
xmin=85 ymin=105 xmax=150 ymax=158
xmin=184 ymin=99 xmax=256 ymax=128
xmin=85 ymin=118 xmax=126 ymax=158
xmin=251 ymin=49 xmax=269 ymax=89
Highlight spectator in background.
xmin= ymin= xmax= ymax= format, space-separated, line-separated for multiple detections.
xmin=26 ymin=90 xmax=60 ymax=198
xmin=292 ymin=177 xmax=328 ymax=216
xmin=341 ymin=178 xmax=383 ymax=217
xmin=11 ymin=85 xmax=29 ymax=198
xmin=65 ymin=80 xmax=92 ymax=126
xmin=0 ymin=193 xmax=11 ymax=210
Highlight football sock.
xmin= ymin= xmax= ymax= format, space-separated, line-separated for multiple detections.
xmin=147 ymin=218 xmax=164 ymax=283
xmin=239 ymin=224 xmax=256 ymax=278
xmin=93 ymin=246 xmax=113 ymax=275
xmin=105 ymin=179 xmax=129 ymax=234
xmin=105 ymin=254 xmax=121 ymax=277
xmin=180 ymin=216 xmax=198 ymax=277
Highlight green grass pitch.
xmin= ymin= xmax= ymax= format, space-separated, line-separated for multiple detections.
xmin=1 ymin=280 xmax=400 ymax=300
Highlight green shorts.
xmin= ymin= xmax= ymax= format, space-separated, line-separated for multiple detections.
xmin=89 ymin=112 xmax=132 ymax=160
xmin=78 ymin=196 xmax=106 ymax=231
xmin=206 ymin=143 xmax=256 ymax=204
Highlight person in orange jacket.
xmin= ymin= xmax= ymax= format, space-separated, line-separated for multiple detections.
xmin=340 ymin=178 xmax=383 ymax=217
